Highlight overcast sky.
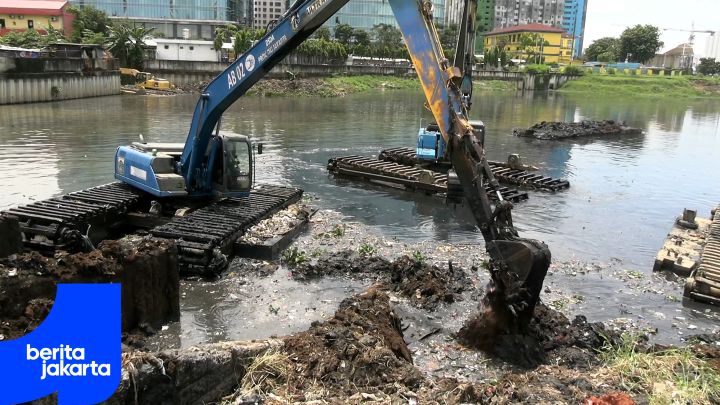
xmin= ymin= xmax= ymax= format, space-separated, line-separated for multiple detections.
xmin=583 ymin=0 xmax=718 ymax=56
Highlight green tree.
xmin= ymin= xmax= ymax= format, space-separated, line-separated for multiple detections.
xmin=585 ymin=37 xmax=620 ymax=62
xmin=352 ymin=29 xmax=370 ymax=47
xmin=0 ymin=27 xmax=66 ymax=48
xmin=438 ymin=23 xmax=458 ymax=55
xmin=314 ymin=26 xmax=331 ymax=41
xmin=483 ymin=45 xmax=509 ymax=69
xmin=334 ymin=23 xmax=354 ymax=46
xmin=66 ymin=5 xmax=111 ymax=43
xmin=697 ymin=58 xmax=720 ymax=75
xmin=619 ymin=25 xmax=663 ymax=63
xmin=515 ymin=32 xmax=549 ymax=63
xmin=371 ymin=23 xmax=402 ymax=48
xmin=213 ymin=24 xmax=238 ymax=51
xmin=106 ymin=23 xmax=154 ymax=69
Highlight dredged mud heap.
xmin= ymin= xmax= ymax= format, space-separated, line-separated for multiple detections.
xmin=0 ymin=236 xmax=179 ymax=340
xmin=513 ymin=120 xmax=642 ymax=140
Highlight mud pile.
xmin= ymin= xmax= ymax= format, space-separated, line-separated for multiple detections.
xmin=291 ymin=252 xmax=472 ymax=310
xmin=389 ymin=256 xmax=472 ymax=310
xmin=458 ymin=302 xmax=618 ymax=368
xmin=0 ymin=236 xmax=179 ymax=340
xmin=513 ymin=120 xmax=642 ymax=140
xmin=276 ymin=288 xmax=424 ymax=400
xmin=290 ymin=250 xmax=391 ymax=279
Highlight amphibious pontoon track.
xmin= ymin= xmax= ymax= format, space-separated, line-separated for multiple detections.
xmin=1 ymin=183 xmax=303 ymax=276
xmin=378 ymin=147 xmax=570 ymax=192
xmin=685 ymin=207 xmax=720 ymax=305
xmin=1 ymin=182 xmax=145 ymax=251
xmin=151 ymin=185 xmax=302 ymax=276
xmin=327 ymin=155 xmax=528 ymax=203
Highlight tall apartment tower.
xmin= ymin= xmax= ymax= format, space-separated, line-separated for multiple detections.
xmin=562 ymin=0 xmax=587 ymax=58
xmin=492 ymin=0 xmax=565 ymax=28
xmin=705 ymin=32 xmax=720 ymax=60
xmin=253 ymin=0 xmax=287 ymax=28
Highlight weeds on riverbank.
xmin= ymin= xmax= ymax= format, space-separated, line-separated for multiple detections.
xmin=600 ymin=333 xmax=720 ymax=404
xmin=559 ymin=75 xmax=720 ymax=98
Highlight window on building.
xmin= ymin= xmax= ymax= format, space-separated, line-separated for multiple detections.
xmin=0 ymin=19 xmax=4 ymax=29
xmin=164 ymin=45 xmax=169 ymax=49
xmin=189 ymin=46 xmax=194 ymax=50
xmin=27 ymin=20 xmax=33 ymax=29
xmin=51 ymin=16 xmax=58 ymax=22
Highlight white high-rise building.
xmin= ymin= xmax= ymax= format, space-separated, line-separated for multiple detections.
xmin=444 ymin=0 xmax=464 ymax=27
xmin=705 ymin=32 xmax=720 ymax=60
xmin=253 ymin=0 xmax=287 ymax=29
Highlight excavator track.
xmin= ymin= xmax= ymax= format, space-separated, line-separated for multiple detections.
xmin=378 ymin=147 xmax=570 ymax=192
xmin=151 ymin=185 xmax=303 ymax=276
xmin=327 ymin=155 xmax=528 ymax=203
xmin=1 ymin=182 xmax=145 ymax=251
xmin=685 ymin=207 xmax=720 ymax=305
xmin=1 ymin=183 xmax=303 ymax=276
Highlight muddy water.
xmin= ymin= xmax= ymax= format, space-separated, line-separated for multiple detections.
xmin=2 ymin=90 xmax=720 ymax=348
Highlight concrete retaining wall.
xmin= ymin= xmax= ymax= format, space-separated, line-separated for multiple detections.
xmin=472 ymin=70 xmax=579 ymax=91
xmin=0 ymin=71 xmax=120 ymax=105
xmin=144 ymin=59 xmax=413 ymax=84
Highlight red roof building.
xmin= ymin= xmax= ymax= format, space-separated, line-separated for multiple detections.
xmin=0 ymin=1 xmax=74 ymax=37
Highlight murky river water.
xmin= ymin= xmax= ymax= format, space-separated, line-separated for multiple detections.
xmin=2 ymin=90 xmax=720 ymax=349
xmin=2 ymin=90 xmax=719 ymax=267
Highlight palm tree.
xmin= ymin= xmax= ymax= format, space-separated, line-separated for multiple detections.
xmin=106 ymin=23 xmax=154 ymax=69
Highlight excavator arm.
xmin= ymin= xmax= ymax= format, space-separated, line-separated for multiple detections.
xmin=389 ymin=0 xmax=550 ymax=327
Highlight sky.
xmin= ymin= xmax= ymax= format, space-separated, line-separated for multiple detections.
xmin=583 ymin=0 xmax=718 ymax=56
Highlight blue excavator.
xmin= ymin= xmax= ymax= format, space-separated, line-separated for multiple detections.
xmin=113 ymin=0 xmax=550 ymax=325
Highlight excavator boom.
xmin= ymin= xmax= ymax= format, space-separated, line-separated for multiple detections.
xmin=389 ymin=0 xmax=550 ymax=327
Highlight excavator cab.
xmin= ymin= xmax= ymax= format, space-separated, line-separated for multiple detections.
xmin=211 ymin=134 xmax=253 ymax=195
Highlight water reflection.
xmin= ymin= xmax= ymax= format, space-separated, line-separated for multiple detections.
xmin=1 ymin=91 xmax=719 ymax=268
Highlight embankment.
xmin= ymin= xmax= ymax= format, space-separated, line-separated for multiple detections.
xmin=177 ymin=75 xmax=518 ymax=97
xmin=558 ymin=75 xmax=720 ymax=98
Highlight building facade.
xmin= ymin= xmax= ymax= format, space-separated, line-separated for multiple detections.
xmin=705 ymin=32 xmax=720 ymax=60
xmin=253 ymin=0 xmax=287 ymax=29
xmin=561 ymin=0 xmax=586 ymax=58
xmin=153 ymin=38 xmax=218 ymax=61
xmin=0 ymin=0 xmax=74 ymax=36
xmin=444 ymin=0 xmax=463 ymax=27
xmin=69 ymin=0 xmax=253 ymax=40
xmin=324 ymin=0 xmax=445 ymax=33
xmin=484 ymin=23 xmax=572 ymax=64
xmin=491 ymin=0 xmax=564 ymax=29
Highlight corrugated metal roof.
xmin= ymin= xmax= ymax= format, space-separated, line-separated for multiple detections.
xmin=486 ymin=23 xmax=566 ymax=36
xmin=0 ymin=0 xmax=67 ymax=12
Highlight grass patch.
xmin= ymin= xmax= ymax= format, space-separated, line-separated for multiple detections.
xmin=474 ymin=79 xmax=516 ymax=91
xmin=357 ymin=243 xmax=378 ymax=257
xmin=559 ymin=75 xmax=720 ymax=98
xmin=600 ymin=333 xmax=720 ymax=404
xmin=323 ymin=75 xmax=418 ymax=95
xmin=281 ymin=246 xmax=307 ymax=266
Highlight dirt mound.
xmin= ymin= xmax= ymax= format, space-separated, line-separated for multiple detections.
xmin=458 ymin=302 xmax=617 ymax=368
xmin=389 ymin=256 xmax=473 ymax=310
xmin=277 ymin=288 xmax=423 ymax=400
xmin=290 ymin=250 xmax=391 ymax=279
xmin=291 ymin=252 xmax=471 ymax=310
xmin=513 ymin=120 xmax=642 ymax=140
xmin=0 ymin=236 xmax=179 ymax=340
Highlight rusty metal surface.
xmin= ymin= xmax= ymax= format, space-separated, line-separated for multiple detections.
xmin=151 ymin=185 xmax=303 ymax=276
xmin=327 ymin=155 xmax=528 ymax=203
xmin=1 ymin=182 xmax=145 ymax=251
xmin=378 ymin=147 xmax=570 ymax=192
xmin=685 ymin=207 xmax=720 ymax=305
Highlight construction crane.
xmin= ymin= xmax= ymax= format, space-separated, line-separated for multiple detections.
xmin=660 ymin=25 xmax=715 ymax=69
